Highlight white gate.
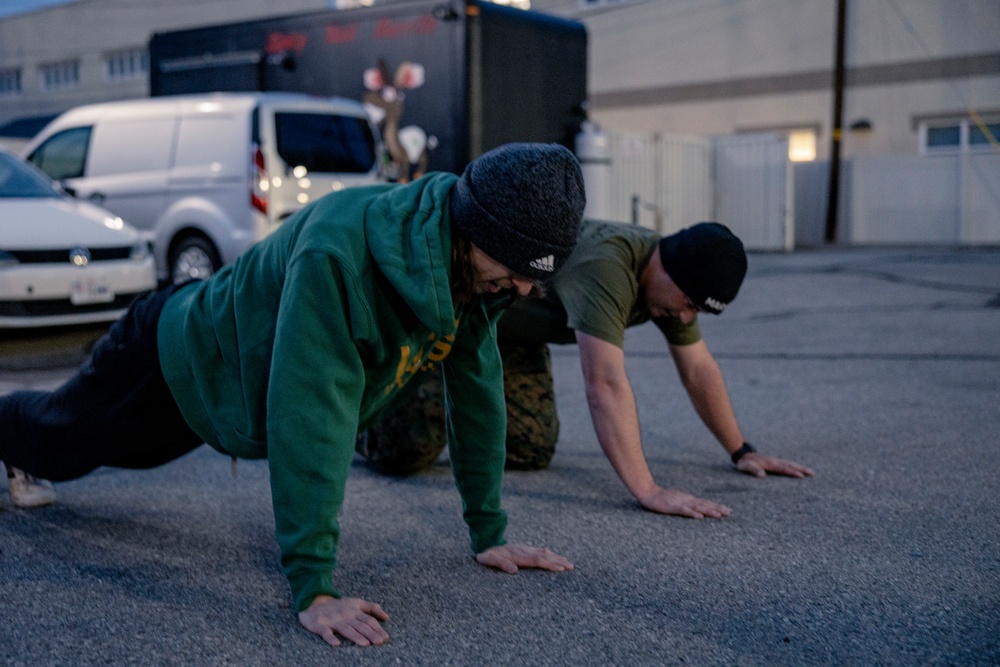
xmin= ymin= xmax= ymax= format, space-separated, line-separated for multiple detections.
xmin=713 ymin=133 xmax=794 ymax=251
xmin=600 ymin=131 xmax=712 ymax=234
xmin=658 ymin=133 xmax=714 ymax=235
xmin=582 ymin=128 xmax=789 ymax=248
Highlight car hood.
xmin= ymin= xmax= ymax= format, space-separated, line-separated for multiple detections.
xmin=0 ymin=197 xmax=141 ymax=249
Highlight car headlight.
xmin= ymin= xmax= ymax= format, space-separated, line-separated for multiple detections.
xmin=0 ymin=249 xmax=18 ymax=268
xmin=130 ymin=241 xmax=151 ymax=261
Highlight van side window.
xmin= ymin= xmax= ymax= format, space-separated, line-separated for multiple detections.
xmin=27 ymin=126 xmax=91 ymax=180
xmin=274 ymin=112 xmax=376 ymax=174
xmin=88 ymin=118 xmax=175 ymax=177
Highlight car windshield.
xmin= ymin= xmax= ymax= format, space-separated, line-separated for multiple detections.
xmin=0 ymin=152 xmax=63 ymax=198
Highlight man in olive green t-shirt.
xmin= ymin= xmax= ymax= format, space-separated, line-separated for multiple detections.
xmin=359 ymin=221 xmax=813 ymax=519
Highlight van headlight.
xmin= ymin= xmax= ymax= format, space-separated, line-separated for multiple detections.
xmin=0 ymin=249 xmax=18 ymax=268
xmin=130 ymin=241 xmax=151 ymax=261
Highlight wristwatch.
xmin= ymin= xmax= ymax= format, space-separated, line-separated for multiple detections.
xmin=730 ymin=442 xmax=756 ymax=464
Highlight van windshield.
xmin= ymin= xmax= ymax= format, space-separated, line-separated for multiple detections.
xmin=274 ymin=112 xmax=376 ymax=174
xmin=0 ymin=152 xmax=63 ymax=199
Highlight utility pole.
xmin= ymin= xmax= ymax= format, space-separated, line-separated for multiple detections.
xmin=825 ymin=0 xmax=847 ymax=243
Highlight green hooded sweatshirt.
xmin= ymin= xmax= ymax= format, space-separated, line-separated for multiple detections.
xmin=157 ymin=173 xmax=508 ymax=611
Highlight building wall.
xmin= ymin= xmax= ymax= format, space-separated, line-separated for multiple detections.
xmin=535 ymin=0 xmax=1000 ymax=161
xmin=0 ymin=0 xmax=334 ymax=130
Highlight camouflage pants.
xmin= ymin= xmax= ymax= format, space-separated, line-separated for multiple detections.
xmin=356 ymin=342 xmax=559 ymax=475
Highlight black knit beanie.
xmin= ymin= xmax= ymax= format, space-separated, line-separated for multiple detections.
xmin=450 ymin=142 xmax=585 ymax=281
xmin=659 ymin=222 xmax=747 ymax=314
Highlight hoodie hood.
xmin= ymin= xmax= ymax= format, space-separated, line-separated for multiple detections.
xmin=364 ymin=172 xmax=459 ymax=335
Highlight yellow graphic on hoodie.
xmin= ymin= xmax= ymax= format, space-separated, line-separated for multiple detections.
xmin=387 ymin=328 xmax=456 ymax=394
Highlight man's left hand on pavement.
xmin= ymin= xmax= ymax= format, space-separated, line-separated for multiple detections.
xmin=736 ymin=452 xmax=815 ymax=479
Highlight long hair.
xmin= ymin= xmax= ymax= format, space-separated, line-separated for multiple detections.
xmin=450 ymin=224 xmax=477 ymax=304
xmin=450 ymin=224 xmax=547 ymax=303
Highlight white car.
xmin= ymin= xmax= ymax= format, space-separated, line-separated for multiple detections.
xmin=0 ymin=150 xmax=157 ymax=328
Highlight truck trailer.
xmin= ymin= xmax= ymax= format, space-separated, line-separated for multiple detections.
xmin=149 ymin=0 xmax=588 ymax=180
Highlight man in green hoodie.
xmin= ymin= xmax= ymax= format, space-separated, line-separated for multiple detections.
xmin=0 ymin=142 xmax=585 ymax=648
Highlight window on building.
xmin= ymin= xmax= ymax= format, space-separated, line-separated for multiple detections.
xmin=39 ymin=59 xmax=80 ymax=91
xmin=926 ymin=125 xmax=960 ymax=149
xmin=0 ymin=68 xmax=22 ymax=97
xmin=920 ymin=115 xmax=1000 ymax=154
xmin=105 ymin=48 xmax=149 ymax=83
xmin=969 ymin=122 xmax=1000 ymax=148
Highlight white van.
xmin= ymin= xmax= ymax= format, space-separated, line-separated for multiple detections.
xmin=23 ymin=93 xmax=383 ymax=283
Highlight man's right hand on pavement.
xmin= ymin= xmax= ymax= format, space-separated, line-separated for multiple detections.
xmin=299 ymin=595 xmax=390 ymax=647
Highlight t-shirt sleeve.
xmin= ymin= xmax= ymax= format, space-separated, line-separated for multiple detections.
xmin=653 ymin=315 xmax=703 ymax=346
xmin=554 ymin=256 xmax=636 ymax=348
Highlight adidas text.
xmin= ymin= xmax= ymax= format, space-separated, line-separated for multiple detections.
xmin=529 ymin=255 xmax=555 ymax=272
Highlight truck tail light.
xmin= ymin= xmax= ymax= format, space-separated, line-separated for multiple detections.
xmin=250 ymin=144 xmax=269 ymax=215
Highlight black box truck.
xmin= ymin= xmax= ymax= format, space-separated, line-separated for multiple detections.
xmin=149 ymin=0 xmax=587 ymax=180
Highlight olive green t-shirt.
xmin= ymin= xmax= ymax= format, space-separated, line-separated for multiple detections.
xmin=498 ymin=219 xmax=702 ymax=348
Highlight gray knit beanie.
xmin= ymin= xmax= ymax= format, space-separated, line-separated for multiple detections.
xmin=450 ymin=142 xmax=585 ymax=281
xmin=659 ymin=222 xmax=747 ymax=314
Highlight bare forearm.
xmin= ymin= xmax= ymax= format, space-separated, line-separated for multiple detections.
xmin=671 ymin=341 xmax=744 ymax=455
xmin=575 ymin=332 xmax=730 ymax=518
xmin=585 ymin=378 xmax=731 ymax=518
xmin=584 ymin=379 xmax=656 ymax=500
xmin=684 ymin=367 xmax=744 ymax=454
xmin=673 ymin=344 xmax=815 ymax=480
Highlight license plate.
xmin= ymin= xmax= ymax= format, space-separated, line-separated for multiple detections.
xmin=70 ymin=278 xmax=114 ymax=305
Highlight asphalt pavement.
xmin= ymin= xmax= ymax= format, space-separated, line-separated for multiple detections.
xmin=1 ymin=246 xmax=998 ymax=666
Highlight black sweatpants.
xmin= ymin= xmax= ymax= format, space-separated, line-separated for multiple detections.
xmin=0 ymin=284 xmax=204 ymax=482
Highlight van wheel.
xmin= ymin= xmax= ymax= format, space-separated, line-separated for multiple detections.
xmin=170 ymin=235 xmax=221 ymax=284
